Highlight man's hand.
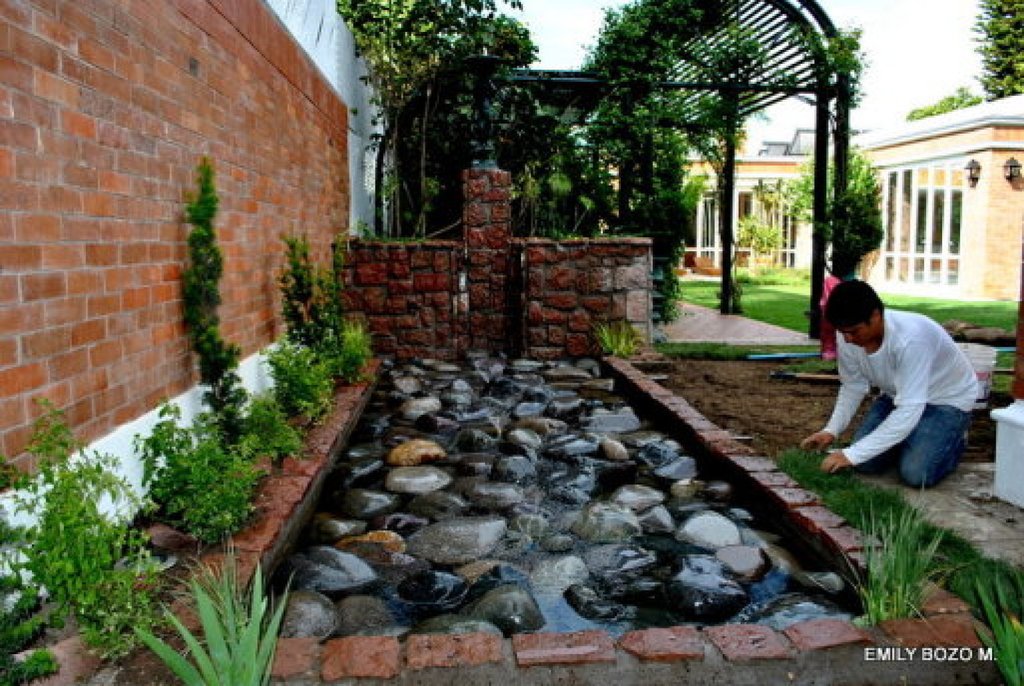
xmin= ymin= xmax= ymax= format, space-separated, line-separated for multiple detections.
xmin=800 ymin=431 xmax=835 ymax=452
xmin=820 ymin=451 xmax=853 ymax=474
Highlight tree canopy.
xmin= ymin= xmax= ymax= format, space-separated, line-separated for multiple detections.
xmin=976 ymin=0 xmax=1024 ymax=99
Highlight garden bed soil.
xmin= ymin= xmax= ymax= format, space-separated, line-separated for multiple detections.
xmin=659 ymin=358 xmax=1001 ymax=463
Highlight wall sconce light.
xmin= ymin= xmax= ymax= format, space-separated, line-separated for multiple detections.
xmin=965 ymin=159 xmax=981 ymax=186
xmin=1004 ymin=157 xmax=1021 ymax=181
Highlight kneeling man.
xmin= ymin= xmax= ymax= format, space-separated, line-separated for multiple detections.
xmin=800 ymin=280 xmax=977 ymax=487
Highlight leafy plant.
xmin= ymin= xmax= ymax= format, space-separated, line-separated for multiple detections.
xmin=266 ymin=342 xmax=333 ymax=422
xmin=334 ymin=320 xmax=372 ymax=383
xmin=239 ymin=395 xmax=301 ymax=464
xmin=11 ymin=403 xmax=162 ymax=660
xmin=593 ymin=321 xmax=643 ymax=357
xmin=854 ymin=505 xmax=946 ymax=625
xmin=0 ymin=521 xmax=58 ymax=686
xmin=139 ymin=405 xmax=260 ymax=544
xmin=136 ymin=555 xmax=287 ymax=686
xmin=0 ymin=455 xmax=25 ymax=492
xmin=182 ymin=158 xmax=247 ymax=443
xmin=974 ymin=571 xmax=1024 ymax=686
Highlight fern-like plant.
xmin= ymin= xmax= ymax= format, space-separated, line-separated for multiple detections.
xmin=0 ymin=521 xmax=58 ymax=686
xmin=136 ymin=555 xmax=287 ymax=686
xmin=593 ymin=321 xmax=643 ymax=357
xmin=182 ymin=158 xmax=247 ymax=443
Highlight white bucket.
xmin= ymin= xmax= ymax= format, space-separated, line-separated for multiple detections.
xmin=958 ymin=342 xmax=997 ymax=410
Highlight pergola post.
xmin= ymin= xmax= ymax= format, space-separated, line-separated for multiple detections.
xmin=720 ymin=110 xmax=738 ymax=314
xmin=808 ymin=94 xmax=831 ymax=339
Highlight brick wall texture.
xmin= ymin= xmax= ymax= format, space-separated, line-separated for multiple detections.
xmin=0 ymin=0 xmax=349 ymax=461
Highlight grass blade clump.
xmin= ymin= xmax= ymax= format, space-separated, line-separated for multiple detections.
xmin=975 ymin=571 xmax=1024 ymax=686
xmin=593 ymin=321 xmax=643 ymax=357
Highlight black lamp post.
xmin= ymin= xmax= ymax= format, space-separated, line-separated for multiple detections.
xmin=466 ymin=54 xmax=504 ymax=170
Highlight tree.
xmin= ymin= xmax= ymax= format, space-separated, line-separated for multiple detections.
xmin=786 ymin=148 xmax=882 ymax=277
xmin=337 ymin=0 xmax=527 ymax=237
xmin=906 ymin=87 xmax=983 ymax=121
xmin=976 ymin=0 xmax=1024 ymax=99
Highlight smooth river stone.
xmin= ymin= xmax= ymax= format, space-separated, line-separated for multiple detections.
xmin=465 ymin=585 xmax=544 ymax=636
xmin=666 ymin=554 xmax=749 ymax=621
xmin=583 ymin=408 xmax=641 ymax=433
xmin=399 ymin=396 xmax=443 ymax=420
xmin=280 ymin=590 xmax=338 ymax=638
xmin=529 ymin=555 xmax=589 ymax=593
xmin=387 ymin=438 xmax=447 ymax=467
xmin=599 ymin=438 xmax=629 ymax=462
xmin=571 ymin=502 xmax=642 ymax=543
xmin=715 ymin=544 xmax=770 ymax=580
xmin=466 ymin=481 xmax=525 ymax=509
xmin=405 ymin=516 xmax=508 ymax=565
xmin=384 ymin=465 xmax=453 ymax=494
xmin=609 ymin=484 xmax=666 ymax=512
xmin=676 ymin=511 xmax=742 ymax=549
xmin=339 ymin=489 xmax=401 ymax=519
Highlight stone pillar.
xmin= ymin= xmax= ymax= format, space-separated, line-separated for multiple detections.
xmin=462 ymin=167 xmax=513 ymax=354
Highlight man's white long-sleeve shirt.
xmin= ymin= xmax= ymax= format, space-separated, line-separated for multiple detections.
xmin=822 ymin=310 xmax=978 ymax=464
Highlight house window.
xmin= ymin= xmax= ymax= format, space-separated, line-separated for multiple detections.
xmin=880 ymin=161 xmax=966 ymax=287
xmin=699 ymin=196 xmax=718 ymax=259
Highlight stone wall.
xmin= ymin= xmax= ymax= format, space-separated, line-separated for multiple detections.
xmin=341 ymin=242 xmax=465 ymax=361
xmin=0 ymin=0 xmax=351 ymax=461
xmin=518 ymin=239 xmax=653 ymax=359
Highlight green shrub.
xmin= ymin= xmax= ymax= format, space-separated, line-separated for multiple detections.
xmin=593 ymin=321 xmax=644 ymax=357
xmin=266 ymin=342 xmax=333 ymax=421
xmin=0 ymin=521 xmax=58 ymax=686
xmin=136 ymin=555 xmax=287 ymax=686
xmin=333 ymin=320 xmax=372 ymax=383
xmin=239 ymin=394 xmax=302 ymax=463
xmin=856 ymin=505 xmax=946 ymax=625
xmin=11 ymin=403 xmax=162 ymax=660
xmin=139 ymin=405 xmax=260 ymax=544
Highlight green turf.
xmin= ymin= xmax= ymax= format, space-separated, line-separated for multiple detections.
xmin=681 ymin=279 xmax=1019 ymax=334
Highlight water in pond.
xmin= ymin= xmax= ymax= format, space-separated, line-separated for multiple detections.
xmin=274 ymin=357 xmax=853 ymax=639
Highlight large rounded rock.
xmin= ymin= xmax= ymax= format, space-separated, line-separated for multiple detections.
xmin=529 ymin=555 xmax=589 ymax=593
xmin=666 ymin=555 xmax=749 ymax=621
xmin=408 ymin=491 xmax=469 ymax=521
xmin=399 ymin=397 xmax=442 ymax=420
xmin=384 ymin=466 xmax=452 ymax=494
xmin=336 ymin=595 xmax=401 ymax=636
xmin=465 ymin=585 xmax=544 ymax=636
xmin=676 ymin=511 xmax=742 ymax=549
xmin=280 ymin=590 xmax=338 ymax=638
xmin=411 ymin=615 xmax=504 ymax=636
xmin=571 ymin=502 xmax=641 ymax=543
xmin=286 ymin=547 xmax=378 ymax=597
xmin=609 ymin=484 xmax=665 ymax=512
xmin=338 ymin=489 xmax=401 ymax=519
xmin=465 ymin=481 xmax=525 ymax=510
xmin=406 ymin=517 xmax=508 ymax=565
xmin=397 ymin=570 xmax=469 ymax=615
xmin=715 ymin=545 xmax=770 ymax=581
xmin=387 ymin=439 xmax=446 ymax=467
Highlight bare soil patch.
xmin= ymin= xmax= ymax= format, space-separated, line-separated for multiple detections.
xmin=659 ymin=358 xmax=1000 ymax=463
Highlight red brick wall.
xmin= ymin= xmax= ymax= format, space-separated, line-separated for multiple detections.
xmin=0 ymin=0 xmax=349 ymax=461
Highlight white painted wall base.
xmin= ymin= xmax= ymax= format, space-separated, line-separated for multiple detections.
xmin=1 ymin=349 xmax=275 ymax=529
xmin=992 ymin=399 xmax=1024 ymax=508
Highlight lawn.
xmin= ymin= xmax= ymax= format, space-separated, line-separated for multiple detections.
xmin=680 ymin=278 xmax=1020 ymax=334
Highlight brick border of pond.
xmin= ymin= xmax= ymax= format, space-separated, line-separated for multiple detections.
xmin=60 ymin=357 xmax=997 ymax=686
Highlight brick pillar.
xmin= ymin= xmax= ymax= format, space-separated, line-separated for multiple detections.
xmin=463 ymin=167 xmax=513 ymax=354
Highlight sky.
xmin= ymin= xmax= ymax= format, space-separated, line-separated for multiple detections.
xmin=509 ymin=0 xmax=983 ymax=150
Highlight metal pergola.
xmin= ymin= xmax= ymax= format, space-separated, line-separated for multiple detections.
xmin=479 ymin=0 xmax=850 ymax=337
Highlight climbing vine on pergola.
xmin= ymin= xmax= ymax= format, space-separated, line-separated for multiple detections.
xmin=498 ymin=0 xmax=858 ymax=335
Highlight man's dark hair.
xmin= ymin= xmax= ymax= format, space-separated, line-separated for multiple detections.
xmin=825 ymin=279 xmax=884 ymax=328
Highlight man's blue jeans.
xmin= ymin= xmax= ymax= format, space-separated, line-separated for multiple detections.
xmin=852 ymin=395 xmax=972 ymax=487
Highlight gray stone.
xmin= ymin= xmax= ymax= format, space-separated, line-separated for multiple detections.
xmin=529 ymin=555 xmax=589 ymax=593
xmin=542 ymin=366 xmax=593 ymax=381
xmin=408 ymin=491 xmax=470 ymax=521
xmin=513 ymin=416 xmax=567 ymax=437
xmin=335 ymin=595 xmax=401 ymax=636
xmin=610 ymin=484 xmax=666 ymax=512
xmin=493 ymin=455 xmax=537 ymax=484
xmin=653 ymin=457 xmax=698 ymax=482
xmin=465 ymin=481 xmax=525 ymax=510
xmin=287 ymin=547 xmax=378 ymax=596
xmin=392 ymin=376 xmax=423 ymax=395
xmin=506 ymin=428 xmax=543 ymax=451
xmin=384 ymin=466 xmax=453 ymax=494
xmin=638 ymin=504 xmax=675 ymax=534
xmin=676 ymin=511 xmax=742 ymax=549
xmin=280 ymin=590 xmax=338 ymax=638
xmin=571 ymin=502 xmax=641 ymax=543
xmin=541 ymin=533 xmax=576 ymax=552
xmin=312 ymin=516 xmax=367 ymax=544
xmin=406 ymin=516 xmax=508 ymax=565
xmin=338 ymin=489 xmax=401 ymax=519
xmin=399 ymin=397 xmax=443 ymax=420
xmin=465 ymin=585 xmax=544 ymax=636
xmin=584 ymin=408 xmax=642 ymax=434
xmin=410 ymin=615 xmax=504 ymax=636
xmin=513 ymin=401 xmax=547 ymax=419
xmin=509 ymin=513 xmax=549 ymax=538
xmin=715 ymin=545 xmax=770 ymax=580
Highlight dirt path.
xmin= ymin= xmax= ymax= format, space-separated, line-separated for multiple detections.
xmin=659 ymin=358 xmax=999 ymax=463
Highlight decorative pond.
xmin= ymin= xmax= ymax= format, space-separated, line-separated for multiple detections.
xmin=274 ymin=356 xmax=855 ymax=640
